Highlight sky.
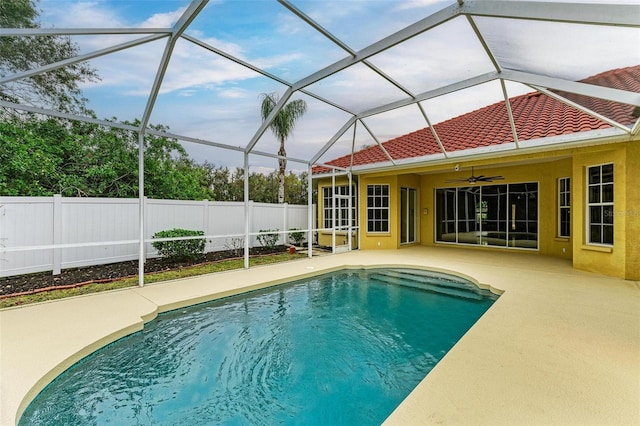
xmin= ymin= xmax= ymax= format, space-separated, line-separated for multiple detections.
xmin=35 ymin=0 xmax=640 ymax=173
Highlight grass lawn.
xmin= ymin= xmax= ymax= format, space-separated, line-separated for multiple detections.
xmin=0 ymin=253 xmax=307 ymax=309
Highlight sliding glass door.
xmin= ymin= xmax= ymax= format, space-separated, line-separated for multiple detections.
xmin=435 ymin=183 xmax=538 ymax=249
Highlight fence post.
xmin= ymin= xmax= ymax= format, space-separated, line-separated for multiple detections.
xmin=143 ymin=196 xmax=149 ymax=261
xmin=202 ymin=199 xmax=209 ymax=252
xmin=283 ymin=203 xmax=288 ymax=246
xmin=249 ymin=200 xmax=254 ymax=249
xmin=52 ymin=194 xmax=62 ymax=275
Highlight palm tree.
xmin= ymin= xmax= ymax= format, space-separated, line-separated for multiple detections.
xmin=260 ymin=92 xmax=307 ymax=204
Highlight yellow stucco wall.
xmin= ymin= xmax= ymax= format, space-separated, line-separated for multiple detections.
xmin=315 ymin=140 xmax=638 ymax=280
xmin=572 ymin=145 xmax=627 ymax=279
xmin=625 ymin=143 xmax=640 ymax=280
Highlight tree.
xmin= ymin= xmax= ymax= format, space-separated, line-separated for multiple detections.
xmin=0 ymin=0 xmax=98 ymax=114
xmin=260 ymin=92 xmax=307 ymax=204
xmin=0 ymin=116 xmax=216 ymax=200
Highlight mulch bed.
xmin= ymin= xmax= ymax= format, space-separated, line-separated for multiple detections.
xmin=0 ymin=246 xmax=287 ymax=298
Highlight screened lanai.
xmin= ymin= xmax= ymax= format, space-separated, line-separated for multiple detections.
xmin=1 ymin=0 xmax=639 ymax=284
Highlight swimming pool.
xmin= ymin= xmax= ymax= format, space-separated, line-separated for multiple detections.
xmin=19 ymin=268 xmax=498 ymax=425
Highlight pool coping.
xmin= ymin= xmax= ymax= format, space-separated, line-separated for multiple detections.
xmin=1 ymin=246 xmax=639 ymax=425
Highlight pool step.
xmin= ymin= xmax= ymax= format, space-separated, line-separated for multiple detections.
xmin=369 ymin=270 xmax=487 ymax=301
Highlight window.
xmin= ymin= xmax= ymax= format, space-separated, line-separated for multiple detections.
xmin=435 ymin=183 xmax=538 ymax=249
xmin=558 ymin=177 xmax=571 ymax=238
xmin=367 ymin=184 xmax=389 ymax=233
xmin=587 ymin=164 xmax=613 ymax=245
xmin=322 ymin=185 xmax=356 ymax=230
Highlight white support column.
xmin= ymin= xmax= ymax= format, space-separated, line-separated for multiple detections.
xmin=138 ymin=132 xmax=145 ymax=287
xmin=356 ymin=175 xmax=361 ymax=250
xmin=348 ymin=173 xmax=352 ymax=252
xmin=331 ymin=170 xmax=336 ymax=254
xmin=52 ymin=194 xmax=62 ymax=275
xmin=243 ymin=153 xmax=250 ymax=269
xmin=307 ymin=164 xmax=313 ymax=258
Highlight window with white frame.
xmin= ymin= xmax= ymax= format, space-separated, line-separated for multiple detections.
xmin=367 ymin=184 xmax=389 ymax=233
xmin=558 ymin=177 xmax=570 ymax=238
xmin=587 ymin=164 xmax=613 ymax=245
xmin=322 ymin=185 xmax=356 ymax=230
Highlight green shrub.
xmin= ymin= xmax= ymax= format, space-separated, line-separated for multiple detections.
xmin=288 ymin=228 xmax=305 ymax=246
xmin=152 ymin=229 xmax=205 ymax=260
xmin=257 ymin=229 xmax=279 ymax=249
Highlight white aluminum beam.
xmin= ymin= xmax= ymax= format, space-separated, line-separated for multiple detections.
xmin=310 ymin=116 xmax=358 ymax=164
xmin=466 ymin=16 xmax=501 ymax=73
xmin=349 ymin=121 xmax=358 ymax=170
xmin=245 ymin=87 xmax=293 ymax=153
xmin=531 ymin=85 xmax=632 ymax=133
xmin=0 ymin=100 xmax=139 ymax=131
xmin=278 ymin=0 xmax=414 ymax=98
xmin=359 ymin=71 xmax=499 ymax=119
xmin=182 ymin=34 xmax=355 ymax=115
xmin=138 ymin=0 xmax=209 ymax=132
xmin=501 ymin=69 xmax=640 ymax=107
xmin=144 ymin=129 xmax=245 ymax=153
xmin=500 ymin=79 xmax=520 ymax=148
xmin=417 ymin=103 xmax=448 ymax=158
xmin=0 ymin=34 xmax=166 ymax=85
xmin=0 ymin=28 xmax=170 ymax=36
xmin=358 ymin=119 xmax=396 ymax=165
xmin=632 ymin=118 xmax=640 ymax=136
xmin=291 ymin=2 xmax=460 ymax=91
xmin=250 ymin=149 xmax=311 ymax=166
xmin=461 ymin=0 xmax=640 ymax=27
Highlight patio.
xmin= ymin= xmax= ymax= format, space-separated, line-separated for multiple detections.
xmin=1 ymin=246 xmax=638 ymax=425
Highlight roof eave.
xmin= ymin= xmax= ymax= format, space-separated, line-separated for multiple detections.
xmin=312 ymin=127 xmax=633 ymax=178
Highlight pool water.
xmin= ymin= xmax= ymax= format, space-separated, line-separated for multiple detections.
xmin=20 ymin=268 xmax=498 ymax=425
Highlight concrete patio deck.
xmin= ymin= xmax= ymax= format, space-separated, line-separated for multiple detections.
xmin=1 ymin=246 xmax=639 ymax=425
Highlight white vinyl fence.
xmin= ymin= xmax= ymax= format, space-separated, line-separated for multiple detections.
xmin=0 ymin=196 xmax=310 ymax=278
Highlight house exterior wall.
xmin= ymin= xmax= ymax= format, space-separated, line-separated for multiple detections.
xmin=572 ymin=143 xmax=637 ymax=279
xmin=315 ymin=140 xmax=638 ymax=280
xmin=625 ymin=142 xmax=640 ymax=280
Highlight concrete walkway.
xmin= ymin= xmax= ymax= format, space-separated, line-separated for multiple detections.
xmin=1 ymin=246 xmax=639 ymax=425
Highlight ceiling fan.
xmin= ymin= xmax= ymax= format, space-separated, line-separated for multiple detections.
xmin=445 ymin=167 xmax=504 ymax=184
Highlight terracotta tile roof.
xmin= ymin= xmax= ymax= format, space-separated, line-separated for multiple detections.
xmin=313 ymin=65 xmax=640 ymax=174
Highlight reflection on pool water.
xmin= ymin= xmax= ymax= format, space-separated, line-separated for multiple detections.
xmin=20 ymin=268 xmax=498 ymax=425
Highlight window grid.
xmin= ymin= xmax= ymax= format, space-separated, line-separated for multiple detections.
xmin=558 ymin=177 xmax=571 ymax=238
xmin=322 ymin=186 xmax=356 ymax=229
xmin=367 ymin=184 xmax=389 ymax=233
xmin=587 ymin=164 xmax=614 ymax=245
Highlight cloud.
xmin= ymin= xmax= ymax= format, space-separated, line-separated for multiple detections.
xmin=40 ymin=0 xmax=125 ymax=27
xmin=140 ymin=7 xmax=187 ymax=28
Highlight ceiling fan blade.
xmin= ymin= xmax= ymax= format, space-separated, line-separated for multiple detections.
xmin=444 ymin=169 xmax=505 ymax=184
